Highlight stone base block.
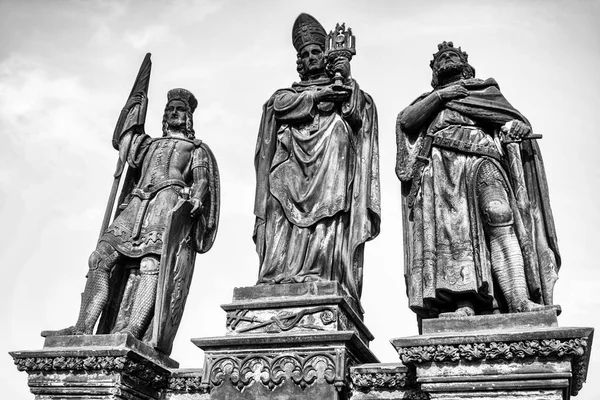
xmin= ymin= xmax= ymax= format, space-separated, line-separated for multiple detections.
xmin=193 ymin=331 xmax=378 ymax=400
xmin=10 ymin=333 xmax=176 ymax=400
xmin=222 ymin=282 xmax=374 ymax=345
xmin=391 ymin=311 xmax=594 ymax=400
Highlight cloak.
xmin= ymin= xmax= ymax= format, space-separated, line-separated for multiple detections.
xmin=396 ymin=78 xmax=559 ymax=314
xmin=253 ymin=78 xmax=380 ymax=302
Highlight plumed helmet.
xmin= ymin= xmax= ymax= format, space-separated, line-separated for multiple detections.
xmin=292 ymin=13 xmax=326 ymax=53
xmin=167 ymin=88 xmax=198 ymax=113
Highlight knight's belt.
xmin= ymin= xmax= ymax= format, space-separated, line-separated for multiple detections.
xmin=132 ymin=179 xmax=187 ymax=200
xmin=130 ymin=179 xmax=187 ymax=239
xmin=428 ymin=125 xmax=501 ymax=159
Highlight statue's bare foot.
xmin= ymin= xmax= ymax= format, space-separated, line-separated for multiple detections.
xmin=439 ymin=306 xmax=475 ymax=318
xmin=40 ymin=326 xmax=81 ymax=337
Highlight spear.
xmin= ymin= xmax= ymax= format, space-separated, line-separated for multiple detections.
xmin=99 ymin=53 xmax=152 ymax=240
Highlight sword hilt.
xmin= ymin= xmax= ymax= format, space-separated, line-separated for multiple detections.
xmin=503 ymin=133 xmax=543 ymax=144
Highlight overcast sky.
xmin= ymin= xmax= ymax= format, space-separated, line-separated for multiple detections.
xmin=1 ymin=1 xmax=599 ymax=398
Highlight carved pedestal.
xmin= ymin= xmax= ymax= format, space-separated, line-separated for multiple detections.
xmin=10 ymin=333 xmax=177 ymax=400
xmin=192 ymin=282 xmax=378 ymax=399
xmin=391 ymin=311 xmax=594 ymax=400
xmin=349 ymin=363 xmax=427 ymax=399
xmin=166 ymin=368 xmax=208 ymax=400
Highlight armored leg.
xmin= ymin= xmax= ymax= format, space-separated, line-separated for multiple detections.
xmin=478 ymin=161 xmax=543 ymax=313
xmin=121 ymin=256 xmax=160 ymax=339
xmin=41 ymin=242 xmax=121 ymax=337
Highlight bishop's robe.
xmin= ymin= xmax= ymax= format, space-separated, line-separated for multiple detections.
xmin=254 ymin=78 xmax=380 ymax=303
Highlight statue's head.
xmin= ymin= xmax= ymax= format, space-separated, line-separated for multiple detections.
xmin=430 ymin=41 xmax=475 ymax=88
xmin=162 ymin=88 xmax=197 ymax=138
xmin=292 ymin=13 xmax=327 ymax=81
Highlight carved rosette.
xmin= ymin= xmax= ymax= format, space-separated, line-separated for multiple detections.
xmin=13 ymin=355 xmax=168 ymax=388
xmin=206 ymin=350 xmax=348 ymax=392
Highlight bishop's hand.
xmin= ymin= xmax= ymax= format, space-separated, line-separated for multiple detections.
xmin=316 ymin=85 xmax=351 ymax=103
xmin=330 ymin=57 xmax=351 ymax=80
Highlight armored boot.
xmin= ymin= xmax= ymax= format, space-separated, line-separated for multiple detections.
xmin=489 ymin=226 xmax=545 ymax=313
xmin=120 ymin=256 xmax=159 ymax=339
xmin=41 ymin=245 xmax=119 ymax=337
xmin=477 ymin=161 xmax=544 ymax=313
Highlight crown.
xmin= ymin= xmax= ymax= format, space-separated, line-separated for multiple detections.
xmin=292 ymin=13 xmax=326 ymax=53
xmin=167 ymin=88 xmax=197 ymax=113
xmin=429 ymin=41 xmax=468 ymax=69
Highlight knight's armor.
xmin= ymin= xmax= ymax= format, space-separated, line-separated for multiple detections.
xmin=101 ymin=135 xmax=205 ymax=258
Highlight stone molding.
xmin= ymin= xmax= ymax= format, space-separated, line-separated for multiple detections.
xmin=206 ymin=349 xmax=346 ymax=392
xmin=397 ymin=337 xmax=587 ymax=364
xmin=168 ymin=375 xmax=206 ymax=393
xmin=13 ymin=355 xmax=168 ymax=388
xmin=396 ymin=337 xmax=589 ymax=396
xmin=350 ymin=370 xmax=413 ymax=391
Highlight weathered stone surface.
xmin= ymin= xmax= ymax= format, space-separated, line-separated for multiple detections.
xmin=349 ymin=362 xmax=429 ymax=399
xmin=391 ymin=319 xmax=594 ymax=399
xmin=232 ymin=281 xmax=349 ymax=301
xmin=253 ymin=12 xmax=380 ymax=310
xmin=10 ymin=333 xmax=175 ymax=399
xmin=422 ymin=309 xmax=558 ymax=335
xmin=166 ymin=368 xmax=209 ymax=400
xmin=424 ymin=389 xmax=562 ymax=400
xmin=41 ymin=57 xmax=221 ymax=357
xmin=223 ymin=282 xmax=373 ymax=345
xmin=193 ymin=331 xmax=377 ymax=399
xmin=396 ymin=41 xmax=560 ymax=320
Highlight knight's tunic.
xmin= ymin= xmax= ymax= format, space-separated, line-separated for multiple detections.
xmin=396 ymin=78 xmax=560 ymax=317
xmin=101 ymin=134 xmax=205 ymax=258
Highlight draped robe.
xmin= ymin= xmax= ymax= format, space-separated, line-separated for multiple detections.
xmin=396 ymin=78 xmax=560 ymax=317
xmin=254 ymin=78 xmax=380 ymax=302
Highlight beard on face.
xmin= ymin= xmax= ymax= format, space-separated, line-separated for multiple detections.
xmin=166 ymin=115 xmax=186 ymax=130
xmin=436 ymin=60 xmax=465 ymax=78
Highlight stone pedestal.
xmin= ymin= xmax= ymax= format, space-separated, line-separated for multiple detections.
xmin=391 ymin=310 xmax=594 ymax=400
xmin=10 ymin=333 xmax=177 ymax=400
xmin=167 ymin=369 xmax=208 ymax=400
xmin=192 ymin=282 xmax=378 ymax=399
xmin=349 ymin=362 xmax=427 ymax=399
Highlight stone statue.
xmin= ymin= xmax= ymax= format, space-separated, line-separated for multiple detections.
xmin=253 ymin=13 xmax=380 ymax=304
xmin=42 ymin=55 xmax=220 ymax=355
xmin=396 ymin=41 xmax=559 ymax=320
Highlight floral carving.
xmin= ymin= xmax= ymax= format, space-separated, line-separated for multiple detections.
xmin=13 ymin=355 xmax=167 ymax=388
xmin=168 ymin=375 xmax=206 ymax=393
xmin=397 ymin=338 xmax=588 ymax=364
xmin=208 ymin=352 xmax=339 ymax=392
xmin=350 ymin=371 xmax=411 ymax=391
xmin=397 ymin=337 xmax=589 ymax=397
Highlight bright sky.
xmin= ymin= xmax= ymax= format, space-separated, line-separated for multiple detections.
xmin=1 ymin=1 xmax=599 ymax=398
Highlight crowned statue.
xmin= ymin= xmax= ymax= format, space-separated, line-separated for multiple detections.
xmin=42 ymin=55 xmax=220 ymax=355
xmin=253 ymin=13 xmax=380 ymax=307
xmin=396 ymin=42 xmax=560 ymax=323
